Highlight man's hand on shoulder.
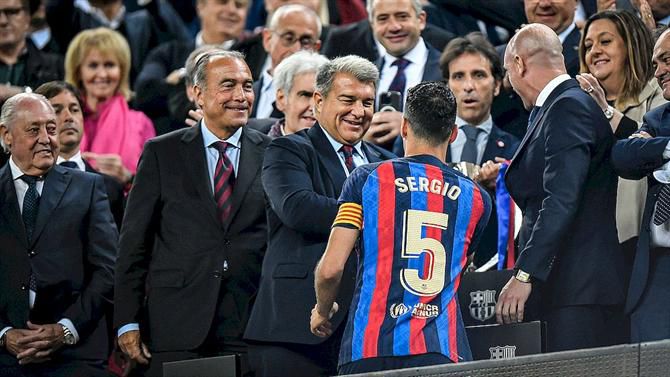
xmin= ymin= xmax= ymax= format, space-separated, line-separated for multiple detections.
xmin=118 ymin=330 xmax=151 ymax=365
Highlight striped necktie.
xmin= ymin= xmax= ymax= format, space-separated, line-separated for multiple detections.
xmin=340 ymin=145 xmax=355 ymax=173
xmin=212 ymin=141 xmax=235 ymax=224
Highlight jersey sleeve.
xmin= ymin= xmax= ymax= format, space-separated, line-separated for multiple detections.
xmin=467 ymin=184 xmax=493 ymax=255
xmin=333 ymin=166 xmax=372 ymax=230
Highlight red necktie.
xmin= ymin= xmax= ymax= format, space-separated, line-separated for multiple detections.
xmin=340 ymin=145 xmax=355 ymax=173
xmin=212 ymin=141 xmax=235 ymax=224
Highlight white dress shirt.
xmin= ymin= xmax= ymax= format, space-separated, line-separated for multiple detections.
xmin=322 ymin=129 xmax=369 ymax=176
xmin=57 ymin=151 xmax=86 ymax=171
xmin=377 ymin=38 xmax=429 ymax=109
xmin=450 ymin=116 xmax=494 ymax=164
xmin=255 ymin=70 xmax=277 ymax=119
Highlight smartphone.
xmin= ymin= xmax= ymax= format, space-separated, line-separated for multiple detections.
xmin=378 ymin=91 xmax=402 ymax=112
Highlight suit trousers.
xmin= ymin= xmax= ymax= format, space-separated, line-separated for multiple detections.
xmin=543 ymin=304 xmax=628 ymax=352
xmin=631 ymin=248 xmax=670 ymax=342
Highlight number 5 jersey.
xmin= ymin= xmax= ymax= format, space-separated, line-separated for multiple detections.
xmin=333 ymin=154 xmax=491 ymax=366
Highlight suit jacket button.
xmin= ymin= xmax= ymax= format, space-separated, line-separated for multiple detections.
xmin=224 ymin=239 xmax=231 ymax=246
xmin=28 ymin=250 xmax=36 ymax=257
xmin=213 ymin=270 xmax=222 ymax=279
xmin=20 ymin=285 xmax=27 ymax=291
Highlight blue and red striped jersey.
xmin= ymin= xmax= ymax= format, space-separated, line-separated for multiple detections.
xmin=334 ymin=155 xmax=491 ymax=366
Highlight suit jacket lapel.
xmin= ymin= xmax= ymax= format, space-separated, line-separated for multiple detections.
xmin=226 ymin=128 xmax=264 ymax=230
xmin=482 ymin=125 xmax=505 ymax=162
xmin=361 ymin=142 xmax=383 ymax=163
xmin=180 ymin=123 xmax=220 ymax=227
xmin=421 ymin=44 xmax=443 ymax=82
xmin=309 ymin=125 xmax=348 ymax=191
xmin=31 ymin=166 xmax=71 ymax=246
xmin=0 ymin=165 xmax=27 ymax=247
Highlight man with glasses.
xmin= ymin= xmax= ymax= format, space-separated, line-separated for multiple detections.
xmin=0 ymin=0 xmax=62 ymax=103
xmin=250 ymin=3 xmax=321 ymax=119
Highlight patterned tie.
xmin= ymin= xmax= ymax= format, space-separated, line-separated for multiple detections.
xmin=21 ymin=175 xmax=40 ymax=291
xmin=212 ymin=141 xmax=236 ymax=224
xmin=340 ymin=145 xmax=355 ymax=173
xmin=460 ymin=126 xmax=482 ymax=164
xmin=654 ymin=184 xmax=670 ymax=226
xmin=387 ymin=58 xmax=410 ymax=111
xmin=59 ymin=161 xmax=78 ymax=169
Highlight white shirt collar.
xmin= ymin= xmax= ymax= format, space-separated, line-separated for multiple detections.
xmin=195 ymin=31 xmax=235 ymax=50
xmin=535 ymin=74 xmax=571 ymax=107
xmin=381 ymin=37 xmax=428 ymax=68
xmin=557 ymin=22 xmax=576 ymax=44
xmin=201 ymin=119 xmax=242 ymax=149
xmin=56 ymin=151 xmax=86 ymax=171
xmin=74 ymin=0 xmax=126 ymax=29
xmin=261 ymin=69 xmax=274 ymax=92
xmin=321 ymin=126 xmax=364 ymax=158
xmin=456 ymin=115 xmax=493 ymax=135
xmin=9 ymin=156 xmax=47 ymax=180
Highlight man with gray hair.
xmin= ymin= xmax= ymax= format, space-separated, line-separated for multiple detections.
xmin=495 ymin=24 xmax=626 ymax=352
xmin=115 ymin=49 xmax=270 ymax=376
xmin=245 ymin=55 xmax=395 ymax=376
xmin=0 ymin=92 xmax=117 ymax=376
xmin=250 ymin=3 xmax=322 ymax=119
xmin=264 ymin=50 xmax=328 ymax=137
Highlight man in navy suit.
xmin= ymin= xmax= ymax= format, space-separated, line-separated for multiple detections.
xmin=440 ymin=33 xmax=520 ymax=267
xmin=34 ymin=81 xmax=125 ymax=229
xmin=0 ymin=93 xmax=117 ymax=376
xmin=495 ymin=24 xmax=626 ymax=352
xmin=364 ymin=0 xmax=444 ymax=150
xmin=612 ymin=28 xmax=670 ymax=342
xmin=244 ymin=55 xmax=395 ymax=376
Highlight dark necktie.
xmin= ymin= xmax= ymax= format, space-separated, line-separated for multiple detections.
xmin=654 ymin=184 xmax=670 ymax=226
xmin=212 ymin=141 xmax=236 ymax=224
xmin=460 ymin=126 xmax=482 ymax=164
xmin=528 ymin=106 xmax=541 ymax=128
xmin=59 ymin=161 xmax=78 ymax=169
xmin=387 ymin=58 xmax=410 ymax=111
xmin=340 ymin=145 xmax=355 ymax=173
xmin=21 ymin=175 xmax=40 ymax=291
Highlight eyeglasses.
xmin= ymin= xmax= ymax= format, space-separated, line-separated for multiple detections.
xmin=271 ymin=31 xmax=317 ymax=49
xmin=0 ymin=7 xmax=24 ymax=19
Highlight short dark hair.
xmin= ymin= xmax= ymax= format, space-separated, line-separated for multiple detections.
xmin=404 ymin=81 xmax=456 ymax=146
xmin=34 ymin=81 xmax=82 ymax=105
xmin=439 ymin=32 xmax=504 ymax=82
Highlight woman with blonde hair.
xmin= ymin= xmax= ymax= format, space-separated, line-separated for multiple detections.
xmin=577 ymin=10 xmax=667 ymax=262
xmin=65 ymin=27 xmax=155 ymax=185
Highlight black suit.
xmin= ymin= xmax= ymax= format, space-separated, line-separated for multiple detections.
xmin=322 ymin=19 xmax=455 ymax=62
xmin=429 ymin=0 xmax=526 ymax=34
xmin=505 ymin=79 xmax=626 ymax=352
xmin=79 ymin=160 xmax=125 ymax=229
xmin=612 ymin=103 xmax=670 ymax=342
xmin=250 ymin=77 xmax=285 ymax=119
xmin=446 ymin=124 xmax=520 ymax=267
xmin=114 ymin=124 xmax=270 ymax=376
xmin=244 ymin=124 xmax=394 ymax=375
xmin=0 ymin=164 xmax=117 ymax=375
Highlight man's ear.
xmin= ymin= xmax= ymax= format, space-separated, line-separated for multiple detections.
xmin=448 ymin=124 xmax=458 ymax=144
xmin=514 ymin=55 xmax=526 ymax=77
xmin=401 ymin=117 xmax=409 ymax=139
xmin=193 ymin=84 xmax=204 ymax=109
xmin=276 ymin=88 xmax=287 ymax=112
xmin=1 ymin=125 xmax=10 ymax=150
xmin=313 ymin=91 xmax=323 ymax=116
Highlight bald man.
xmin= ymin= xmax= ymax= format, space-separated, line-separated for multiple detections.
xmin=495 ymin=24 xmax=627 ymax=352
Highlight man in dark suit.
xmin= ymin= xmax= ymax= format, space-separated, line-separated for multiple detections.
xmin=244 ymin=55 xmax=395 ymax=376
xmin=495 ymin=24 xmax=626 ymax=352
xmin=364 ymin=0 xmax=445 ymax=151
xmin=0 ymin=93 xmax=117 ymax=376
xmin=611 ymin=28 xmax=670 ymax=342
xmin=249 ymin=4 xmax=322 ymax=119
xmin=439 ymin=33 xmax=520 ymax=267
xmin=114 ymin=50 xmax=270 ymax=377
xmin=34 ymin=81 xmax=125 ymax=229
xmin=492 ymin=0 xmax=582 ymax=140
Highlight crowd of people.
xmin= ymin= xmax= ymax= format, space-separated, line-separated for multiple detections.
xmin=1 ymin=0 xmax=670 ymax=376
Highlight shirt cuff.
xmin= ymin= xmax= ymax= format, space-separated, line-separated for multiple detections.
xmin=118 ymin=323 xmax=140 ymax=338
xmin=58 ymin=318 xmax=80 ymax=344
xmin=0 ymin=327 xmax=12 ymax=342
xmin=663 ymin=140 xmax=670 ymax=159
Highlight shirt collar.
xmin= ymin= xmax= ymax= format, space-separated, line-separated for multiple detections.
xmin=261 ymin=69 xmax=274 ymax=92
xmin=321 ymin=126 xmax=364 ymax=158
xmin=195 ymin=31 xmax=235 ymax=50
xmin=659 ymin=14 xmax=670 ymax=26
xmin=456 ymin=115 xmax=493 ymax=135
xmin=56 ymin=151 xmax=85 ymax=170
xmin=382 ymin=37 xmax=428 ymax=68
xmin=536 ymin=74 xmax=571 ymax=107
xmin=556 ymin=22 xmax=576 ymax=44
xmin=201 ymin=119 xmax=242 ymax=149
xmin=9 ymin=156 xmax=46 ymax=181
xmin=74 ymin=0 xmax=126 ymax=29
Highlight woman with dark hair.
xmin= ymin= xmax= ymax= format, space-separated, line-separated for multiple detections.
xmin=577 ymin=9 xmax=667 ymax=264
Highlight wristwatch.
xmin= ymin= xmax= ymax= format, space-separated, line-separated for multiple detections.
xmin=514 ymin=269 xmax=532 ymax=283
xmin=603 ymin=105 xmax=615 ymax=120
xmin=0 ymin=332 xmax=5 ymax=347
xmin=61 ymin=324 xmax=76 ymax=346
